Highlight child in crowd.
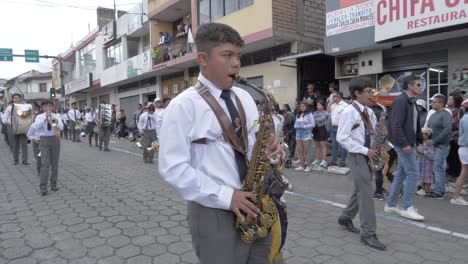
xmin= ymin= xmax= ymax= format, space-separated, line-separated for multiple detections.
xmin=416 ymin=127 xmax=435 ymax=196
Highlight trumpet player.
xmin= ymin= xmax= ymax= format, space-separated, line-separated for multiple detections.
xmin=31 ymin=101 xmax=63 ymax=196
xmin=138 ymin=104 xmax=158 ymax=163
xmin=27 ymin=103 xmax=45 ymax=175
xmin=68 ymin=102 xmax=82 ymax=142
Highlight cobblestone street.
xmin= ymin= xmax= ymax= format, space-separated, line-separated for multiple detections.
xmin=1 ymin=138 xmax=468 ymax=264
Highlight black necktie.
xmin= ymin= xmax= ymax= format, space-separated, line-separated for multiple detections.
xmin=47 ymin=123 xmax=51 ymax=131
xmin=220 ymin=90 xmax=248 ymax=182
xmin=363 ymin=108 xmax=371 ymax=148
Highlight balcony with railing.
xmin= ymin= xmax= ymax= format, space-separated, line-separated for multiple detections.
xmin=151 ymin=32 xmax=193 ymax=66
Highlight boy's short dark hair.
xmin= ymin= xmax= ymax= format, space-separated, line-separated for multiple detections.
xmin=195 ymin=22 xmax=244 ymax=54
xmin=403 ymin=75 xmax=422 ymax=90
xmin=433 ymin=94 xmax=447 ymax=105
xmin=334 ymin=91 xmax=344 ymax=98
xmin=12 ymin=93 xmax=22 ymax=99
xmin=148 ymin=104 xmax=155 ymax=112
xmin=349 ymin=77 xmax=373 ymax=99
xmin=41 ymin=100 xmax=52 ymax=106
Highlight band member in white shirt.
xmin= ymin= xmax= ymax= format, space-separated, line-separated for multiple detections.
xmin=4 ymin=93 xmax=30 ymax=165
xmin=158 ymin=22 xmax=283 ymax=264
xmin=85 ymin=107 xmax=98 ymax=147
xmin=27 ymin=104 xmax=44 ymax=175
xmin=68 ymin=103 xmax=82 ymax=142
xmin=30 ymin=100 xmax=63 ymax=196
xmin=138 ymin=104 xmax=158 ymax=163
xmin=155 ymin=98 xmax=171 ymax=136
xmin=336 ymin=77 xmax=386 ymax=251
xmin=61 ymin=109 xmax=70 ymax=139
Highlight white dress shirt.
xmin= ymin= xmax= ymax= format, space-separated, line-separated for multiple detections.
xmin=85 ymin=112 xmax=95 ymax=122
xmin=137 ymin=112 xmax=158 ymax=131
xmin=67 ymin=109 xmax=81 ymax=122
xmin=155 ymin=109 xmax=166 ymax=135
xmin=337 ymin=101 xmax=377 ymax=155
xmin=30 ymin=112 xmax=64 ymax=137
xmin=330 ymin=100 xmax=349 ymax=126
xmin=2 ymin=105 xmax=13 ymax=125
xmin=61 ymin=113 xmax=69 ymax=122
xmin=158 ymin=73 xmax=259 ymax=210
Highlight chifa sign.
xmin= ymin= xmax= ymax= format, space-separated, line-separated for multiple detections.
xmin=375 ymin=0 xmax=468 ymax=41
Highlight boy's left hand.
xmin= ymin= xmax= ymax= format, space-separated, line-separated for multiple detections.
xmin=267 ymin=133 xmax=285 ymax=159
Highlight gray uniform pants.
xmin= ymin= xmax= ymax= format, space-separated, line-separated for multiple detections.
xmin=69 ymin=121 xmax=80 ymax=142
xmin=88 ymin=122 xmax=98 ymax=146
xmin=187 ymin=202 xmax=272 ymax=264
xmin=143 ymin=129 xmax=157 ymax=162
xmin=33 ymin=142 xmax=41 ymax=175
xmin=7 ymin=125 xmax=13 ymax=150
xmin=39 ymin=136 xmax=60 ymax=192
xmin=339 ymin=153 xmax=376 ymax=237
xmin=61 ymin=122 xmax=69 ymax=139
xmin=13 ymin=134 xmax=28 ymax=162
xmin=99 ymin=126 xmax=111 ymax=150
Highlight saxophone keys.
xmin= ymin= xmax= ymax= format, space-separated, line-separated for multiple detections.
xmin=262 ymin=200 xmax=276 ymax=214
xmin=241 ymin=229 xmax=255 ymax=244
xmin=255 ymin=226 xmax=268 ymax=238
xmin=259 ymin=213 xmax=274 ymax=227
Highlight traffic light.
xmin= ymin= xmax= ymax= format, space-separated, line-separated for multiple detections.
xmin=50 ymin=88 xmax=56 ymax=98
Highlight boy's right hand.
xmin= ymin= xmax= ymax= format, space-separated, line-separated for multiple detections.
xmin=230 ymin=190 xmax=259 ymax=223
xmin=367 ymin=148 xmax=379 ymax=161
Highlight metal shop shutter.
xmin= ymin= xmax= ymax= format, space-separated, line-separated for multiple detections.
xmin=119 ymin=95 xmax=139 ymax=126
xmin=383 ymin=49 xmax=448 ymax=72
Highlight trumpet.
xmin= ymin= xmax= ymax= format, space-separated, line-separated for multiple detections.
xmin=47 ymin=110 xmax=60 ymax=138
xmin=146 ymin=140 xmax=160 ymax=154
xmin=136 ymin=130 xmax=145 ymax=149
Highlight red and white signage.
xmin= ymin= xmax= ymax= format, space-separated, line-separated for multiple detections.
xmin=326 ymin=0 xmax=375 ymax=36
xmin=375 ymin=0 xmax=468 ymax=41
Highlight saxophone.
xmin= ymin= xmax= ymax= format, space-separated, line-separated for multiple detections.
xmin=368 ymin=98 xmax=389 ymax=171
xmin=234 ymin=76 xmax=288 ymax=244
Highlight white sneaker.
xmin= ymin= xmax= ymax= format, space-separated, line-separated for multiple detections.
xmin=304 ymin=166 xmax=311 ymax=172
xmin=292 ymin=159 xmax=300 ymax=165
xmin=450 ymin=197 xmax=468 ymax=206
xmin=384 ymin=205 xmax=401 ymax=215
xmin=400 ymin=206 xmax=424 ymax=221
xmin=294 ymin=166 xmax=304 ymax=171
xmin=415 ymin=189 xmax=427 ymax=196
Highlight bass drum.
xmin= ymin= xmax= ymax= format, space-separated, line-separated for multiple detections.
xmin=12 ymin=103 xmax=33 ymax=135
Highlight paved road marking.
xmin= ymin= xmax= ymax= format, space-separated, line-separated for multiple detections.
xmin=286 ymin=191 xmax=468 ymax=240
xmin=110 ymin=146 xmax=143 ymax=157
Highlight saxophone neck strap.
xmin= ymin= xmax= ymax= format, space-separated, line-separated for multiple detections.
xmin=352 ymin=102 xmax=374 ymax=135
xmin=194 ymin=82 xmax=248 ymax=154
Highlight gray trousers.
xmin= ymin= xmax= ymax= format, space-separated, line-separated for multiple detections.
xmin=13 ymin=134 xmax=28 ymax=162
xmin=143 ymin=129 xmax=157 ymax=161
xmin=99 ymin=126 xmax=111 ymax=150
xmin=69 ymin=121 xmax=80 ymax=142
xmin=7 ymin=125 xmax=13 ymax=150
xmin=61 ymin=122 xmax=69 ymax=139
xmin=88 ymin=122 xmax=98 ymax=146
xmin=187 ymin=202 xmax=272 ymax=264
xmin=33 ymin=142 xmax=41 ymax=175
xmin=39 ymin=136 xmax=60 ymax=192
xmin=339 ymin=153 xmax=376 ymax=237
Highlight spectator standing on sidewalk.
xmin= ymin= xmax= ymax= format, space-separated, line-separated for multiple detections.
xmin=451 ymin=99 xmax=468 ymax=206
xmin=416 ymin=127 xmax=435 ymax=196
xmin=327 ymin=91 xmax=348 ymax=167
xmin=385 ymin=75 xmax=424 ymax=221
xmin=425 ymin=94 xmax=453 ymax=199
xmin=312 ymin=100 xmax=329 ymax=168
xmin=337 ymin=77 xmax=386 ymax=251
xmin=294 ymin=102 xmax=315 ymax=172
xmin=446 ymin=93 xmax=463 ymax=181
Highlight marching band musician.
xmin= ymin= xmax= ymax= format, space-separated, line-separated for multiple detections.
xmin=68 ymin=103 xmax=82 ymax=142
xmin=3 ymin=93 xmax=29 ymax=165
xmin=336 ymin=77 xmax=386 ymax=250
xmin=138 ymin=104 xmax=158 ymax=164
xmin=30 ymin=100 xmax=63 ymax=196
xmin=60 ymin=108 xmax=70 ymax=139
xmin=158 ymin=22 xmax=283 ymax=264
xmin=97 ymin=101 xmax=111 ymax=151
xmin=85 ymin=107 xmax=98 ymax=147
xmin=27 ymin=103 xmax=44 ymax=175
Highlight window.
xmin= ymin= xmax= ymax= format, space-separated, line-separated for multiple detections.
xmin=39 ymin=83 xmax=47 ymax=92
xmin=106 ymin=41 xmax=122 ymax=69
xmin=198 ymin=0 xmax=254 ymax=23
xmin=79 ymin=41 xmax=96 ymax=76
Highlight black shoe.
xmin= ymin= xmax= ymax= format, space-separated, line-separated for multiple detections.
xmin=104 ymin=149 xmax=110 ymax=152
xmin=14 ymin=160 xmax=19 ymax=165
xmin=329 ymin=161 xmax=338 ymax=166
xmin=99 ymin=147 xmax=103 ymax=151
xmin=144 ymin=160 xmax=149 ymax=163
xmin=22 ymin=161 xmax=30 ymax=165
xmin=148 ymin=160 xmax=154 ymax=164
xmin=339 ymin=160 xmax=346 ymax=167
xmin=373 ymin=193 xmax=384 ymax=200
xmin=41 ymin=190 xmax=48 ymax=196
xmin=360 ymin=235 xmax=387 ymax=251
xmin=51 ymin=186 xmax=59 ymax=192
xmin=425 ymin=191 xmax=444 ymax=199
xmin=338 ymin=218 xmax=360 ymax=233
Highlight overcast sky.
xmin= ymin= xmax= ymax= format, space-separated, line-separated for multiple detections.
xmin=0 ymin=0 xmax=139 ymax=79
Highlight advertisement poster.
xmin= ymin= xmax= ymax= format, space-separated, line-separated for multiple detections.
xmin=375 ymin=0 xmax=468 ymax=41
xmin=326 ymin=0 xmax=374 ymax=36
xmin=453 ymin=68 xmax=468 ymax=92
xmin=376 ymin=69 xmax=428 ymax=106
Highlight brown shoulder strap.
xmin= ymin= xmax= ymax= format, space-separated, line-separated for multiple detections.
xmin=194 ymin=82 xmax=246 ymax=154
xmin=352 ymin=102 xmax=374 ymax=134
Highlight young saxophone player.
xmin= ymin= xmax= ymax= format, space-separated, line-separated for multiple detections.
xmin=336 ymin=77 xmax=386 ymax=250
xmin=137 ymin=104 xmax=158 ymax=164
xmin=30 ymin=101 xmax=63 ymax=196
xmin=158 ymin=22 xmax=283 ymax=264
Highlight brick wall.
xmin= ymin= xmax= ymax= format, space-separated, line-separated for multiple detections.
xmin=303 ymin=0 xmax=325 ymax=41
xmin=272 ymin=0 xmax=297 ymax=33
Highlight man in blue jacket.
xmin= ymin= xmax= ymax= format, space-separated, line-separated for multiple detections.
xmin=384 ymin=75 xmax=425 ymax=221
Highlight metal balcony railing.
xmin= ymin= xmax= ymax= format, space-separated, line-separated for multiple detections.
xmin=151 ymin=33 xmax=192 ymax=66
